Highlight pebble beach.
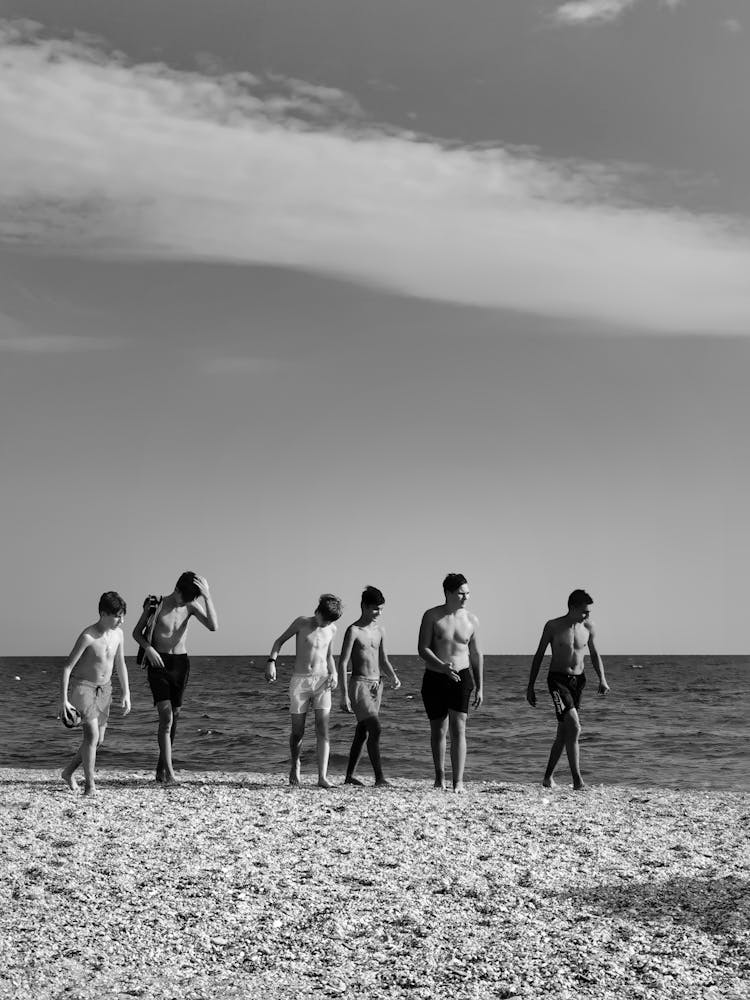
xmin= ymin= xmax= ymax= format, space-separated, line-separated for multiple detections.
xmin=2 ymin=769 xmax=748 ymax=1000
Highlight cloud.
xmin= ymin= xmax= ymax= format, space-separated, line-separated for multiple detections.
xmin=553 ymin=0 xmax=681 ymax=25
xmin=0 ymin=311 xmax=121 ymax=352
xmin=1 ymin=21 xmax=750 ymax=334
xmin=722 ymin=18 xmax=742 ymax=34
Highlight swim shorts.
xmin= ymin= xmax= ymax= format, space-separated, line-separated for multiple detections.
xmin=421 ymin=667 xmax=474 ymax=721
xmin=289 ymin=673 xmax=332 ymax=714
xmin=547 ymin=671 xmax=586 ymax=721
xmin=147 ymin=653 xmax=190 ymax=709
xmin=348 ymin=675 xmax=383 ymax=722
xmin=69 ymin=679 xmax=112 ymax=728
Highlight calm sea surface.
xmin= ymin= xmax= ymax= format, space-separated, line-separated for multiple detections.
xmin=1 ymin=656 xmax=748 ymax=790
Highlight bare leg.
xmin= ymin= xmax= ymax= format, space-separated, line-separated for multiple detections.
xmin=345 ymin=721 xmax=367 ymax=785
xmin=429 ymin=717 xmax=449 ymax=789
xmin=61 ymin=749 xmax=82 ymax=792
xmin=364 ymin=717 xmax=388 ymax=786
xmin=562 ymin=710 xmax=584 ymax=789
xmin=543 ymin=720 xmax=565 ymax=788
xmin=314 ymin=709 xmax=332 ymax=788
xmin=81 ymin=720 xmax=99 ymax=796
xmin=289 ymin=713 xmax=306 ymax=786
xmin=449 ymin=711 xmax=468 ymax=791
xmin=156 ymin=702 xmax=179 ymax=784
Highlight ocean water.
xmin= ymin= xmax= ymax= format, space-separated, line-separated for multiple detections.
xmin=1 ymin=655 xmax=748 ymax=790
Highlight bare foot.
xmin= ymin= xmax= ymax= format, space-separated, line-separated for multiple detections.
xmin=573 ymin=780 xmax=587 ymax=791
xmin=434 ymin=779 xmax=447 ymax=790
xmin=83 ymin=784 xmax=96 ymax=797
xmin=453 ymin=782 xmax=465 ymax=794
xmin=289 ymin=763 xmax=301 ymax=787
xmin=61 ymin=769 xmax=78 ymax=793
xmin=542 ymin=776 xmax=556 ymax=789
xmin=164 ymin=773 xmax=179 ymax=787
xmin=344 ymin=775 xmax=364 ymax=786
xmin=155 ymin=770 xmax=165 ymax=784
xmin=317 ymin=776 xmax=333 ymax=789
xmin=375 ymin=778 xmax=392 ymax=788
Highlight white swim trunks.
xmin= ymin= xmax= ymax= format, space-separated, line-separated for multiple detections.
xmin=289 ymin=673 xmax=332 ymax=714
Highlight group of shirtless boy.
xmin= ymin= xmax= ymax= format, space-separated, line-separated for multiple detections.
xmin=59 ymin=571 xmax=609 ymax=796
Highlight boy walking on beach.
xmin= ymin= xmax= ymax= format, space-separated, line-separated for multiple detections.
xmin=339 ymin=586 xmax=401 ymax=787
xmin=132 ymin=571 xmax=218 ymax=785
xmin=266 ymin=594 xmax=343 ymax=788
xmin=60 ymin=592 xmax=131 ymax=796
xmin=418 ymin=573 xmax=483 ymax=792
xmin=526 ymin=589 xmax=609 ymax=790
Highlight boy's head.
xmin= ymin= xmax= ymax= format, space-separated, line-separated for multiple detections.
xmin=361 ymin=585 xmax=385 ymax=621
xmin=315 ymin=593 xmax=344 ymax=624
xmin=99 ymin=591 xmax=127 ymax=622
xmin=568 ymin=589 xmax=593 ymax=622
xmin=443 ymin=573 xmax=469 ymax=609
xmin=175 ymin=571 xmax=200 ymax=604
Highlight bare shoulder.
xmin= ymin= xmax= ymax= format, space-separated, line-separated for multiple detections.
xmin=466 ymin=610 xmax=479 ymax=628
xmin=585 ymin=620 xmax=598 ymax=638
xmin=78 ymin=627 xmax=97 ymax=645
xmin=547 ymin=615 xmax=567 ymax=634
xmin=421 ymin=605 xmax=442 ymax=623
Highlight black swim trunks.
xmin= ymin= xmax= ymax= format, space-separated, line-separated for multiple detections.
xmin=421 ymin=667 xmax=475 ymax=720
xmin=547 ymin=671 xmax=585 ymax=721
xmin=147 ymin=653 xmax=190 ymax=709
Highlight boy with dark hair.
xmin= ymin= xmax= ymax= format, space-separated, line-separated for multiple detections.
xmin=339 ymin=586 xmax=401 ymax=787
xmin=526 ymin=589 xmax=609 ymax=790
xmin=132 ymin=571 xmax=218 ymax=784
xmin=60 ymin=592 xmax=131 ymax=796
xmin=418 ymin=573 xmax=483 ymax=792
xmin=266 ymin=594 xmax=343 ymax=788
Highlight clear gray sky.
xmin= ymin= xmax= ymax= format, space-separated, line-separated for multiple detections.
xmin=1 ymin=1 xmax=748 ymax=653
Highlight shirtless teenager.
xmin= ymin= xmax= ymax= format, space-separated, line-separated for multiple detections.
xmin=418 ymin=573 xmax=483 ymax=792
xmin=266 ymin=594 xmax=343 ymax=789
xmin=339 ymin=586 xmax=401 ymax=788
xmin=526 ymin=589 xmax=609 ymax=790
xmin=60 ymin=592 xmax=131 ymax=796
xmin=132 ymin=571 xmax=218 ymax=784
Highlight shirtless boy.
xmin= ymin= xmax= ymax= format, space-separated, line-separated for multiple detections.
xmin=132 ymin=571 xmax=218 ymax=784
xmin=417 ymin=573 xmax=483 ymax=792
xmin=339 ymin=586 xmax=401 ymax=787
xmin=266 ymin=594 xmax=343 ymax=788
xmin=526 ymin=589 xmax=609 ymax=790
xmin=60 ymin=592 xmax=131 ymax=796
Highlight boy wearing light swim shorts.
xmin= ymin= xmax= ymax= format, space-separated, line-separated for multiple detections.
xmin=60 ymin=592 xmax=131 ymax=796
xmin=266 ymin=594 xmax=343 ymax=788
xmin=339 ymin=586 xmax=401 ymax=787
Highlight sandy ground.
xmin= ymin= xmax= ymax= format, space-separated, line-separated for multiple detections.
xmin=1 ymin=768 xmax=748 ymax=1000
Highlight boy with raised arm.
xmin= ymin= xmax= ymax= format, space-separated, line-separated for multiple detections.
xmin=60 ymin=592 xmax=131 ymax=796
xmin=132 ymin=571 xmax=218 ymax=785
xmin=526 ymin=588 xmax=609 ymax=790
xmin=266 ymin=594 xmax=343 ymax=788
xmin=418 ymin=573 xmax=483 ymax=793
xmin=339 ymin=586 xmax=401 ymax=788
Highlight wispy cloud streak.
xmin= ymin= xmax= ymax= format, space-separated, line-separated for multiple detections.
xmin=554 ymin=0 xmax=682 ymax=25
xmin=1 ymin=21 xmax=749 ymax=333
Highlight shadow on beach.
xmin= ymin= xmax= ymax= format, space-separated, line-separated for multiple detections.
xmin=562 ymin=874 xmax=749 ymax=936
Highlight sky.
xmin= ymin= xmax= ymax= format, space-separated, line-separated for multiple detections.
xmin=0 ymin=0 xmax=748 ymax=654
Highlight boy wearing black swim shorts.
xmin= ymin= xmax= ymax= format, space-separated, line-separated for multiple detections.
xmin=526 ymin=589 xmax=609 ymax=790
xmin=132 ymin=571 xmax=218 ymax=785
xmin=417 ymin=573 xmax=483 ymax=792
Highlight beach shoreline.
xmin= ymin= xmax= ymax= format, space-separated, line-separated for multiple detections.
xmin=2 ymin=769 xmax=748 ymax=999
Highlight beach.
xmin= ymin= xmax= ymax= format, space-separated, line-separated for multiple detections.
xmin=1 ymin=770 xmax=748 ymax=999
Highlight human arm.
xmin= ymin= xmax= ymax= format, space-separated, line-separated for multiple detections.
xmin=188 ymin=576 xmax=218 ymax=632
xmin=526 ymin=623 xmax=551 ymax=707
xmin=378 ymin=629 xmax=401 ymax=690
xmin=60 ymin=633 xmax=91 ymax=715
xmin=114 ymin=631 xmax=131 ymax=715
xmin=587 ymin=624 xmax=609 ymax=695
xmin=338 ymin=627 xmax=356 ymax=710
xmin=326 ymin=627 xmax=338 ymax=690
xmin=469 ymin=618 xmax=483 ymax=708
xmin=265 ymin=618 xmax=302 ymax=682
xmin=131 ymin=599 xmax=164 ymax=669
xmin=417 ymin=611 xmax=460 ymax=681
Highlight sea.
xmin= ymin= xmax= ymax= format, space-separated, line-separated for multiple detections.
xmin=2 ymin=655 xmax=748 ymax=790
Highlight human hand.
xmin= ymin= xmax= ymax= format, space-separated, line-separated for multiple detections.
xmin=145 ymin=646 xmax=164 ymax=669
xmin=327 ymin=674 xmax=338 ymax=691
xmin=526 ymin=685 xmax=536 ymax=707
xmin=445 ymin=662 xmax=460 ymax=683
xmin=122 ymin=693 xmax=132 ymax=716
xmin=265 ymin=661 xmax=277 ymax=684
xmin=341 ymin=698 xmax=352 ymax=714
xmin=472 ymin=687 xmax=483 ymax=709
xmin=193 ymin=575 xmax=210 ymax=598
xmin=598 ymin=680 xmax=610 ymax=696
xmin=61 ymin=699 xmax=76 ymax=720
xmin=390 ymin=675 xmax=402 ymax=691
